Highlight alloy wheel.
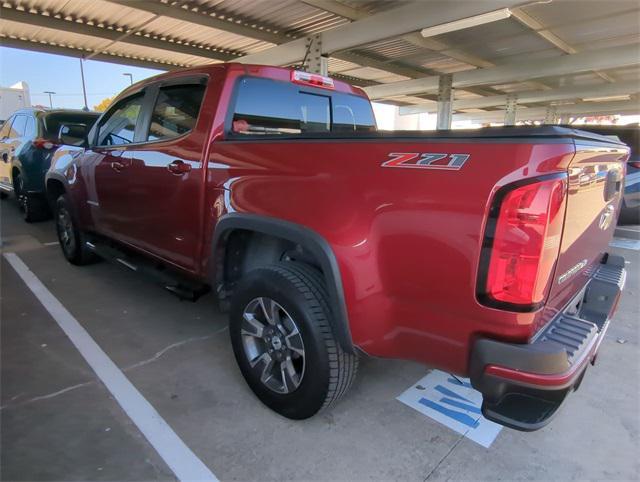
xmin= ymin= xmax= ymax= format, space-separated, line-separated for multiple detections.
xmin=57 ymin=207 xmax=76 ymax=256
xmin=240 ymin=297 xmax=305 ymax=394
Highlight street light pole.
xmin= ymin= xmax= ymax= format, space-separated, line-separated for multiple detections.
xmin=123 ymin=73 xmax=133 ymax=85
xmin=44 ymin=91 xmax=56 ymax=108
xmin=79 ymin=58 xmax=89 ymax=111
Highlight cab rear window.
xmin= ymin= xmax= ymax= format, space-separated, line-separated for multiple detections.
xmin=231 ymin=77 xmax=376 ymax=136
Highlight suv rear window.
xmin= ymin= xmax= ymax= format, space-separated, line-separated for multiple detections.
xmin=231 ymin=77 xmax=376 ymax=136
xmin=42 ymin=112 xmax=99 ymax=140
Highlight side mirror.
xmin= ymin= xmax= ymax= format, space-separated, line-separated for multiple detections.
xmin=58 ymin=123 xmax=89 ymax=147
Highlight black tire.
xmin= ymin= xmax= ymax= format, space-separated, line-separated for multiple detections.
xmin=12 ymin=172 xmax=47 ymax=222
xmin=229 ymin=262 xmax=358 ymax=419
xmin=55 ymin=194 xmax=97 ymax=265
xmin=21 ymin=193 xmax=50 ymax=223
xmin=0 ymin=191 xmax=7 ymax=200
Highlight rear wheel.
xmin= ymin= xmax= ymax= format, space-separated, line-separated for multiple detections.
xmin=229 ymin=262 xmax=358 ymax=419
xmin=13 ymin=172 xmax=48 ymax=222
xmin=0 ymin=191 xmax=7 ymax=200
xmin=55 ymin=195 xmax=97 ymax=265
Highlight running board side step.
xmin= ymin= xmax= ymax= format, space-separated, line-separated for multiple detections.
xmin=85 ymin=240 xmax=210 ymax=302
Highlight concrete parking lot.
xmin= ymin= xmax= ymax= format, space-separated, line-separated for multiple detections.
xmin=1 ymin=200 xmax=639 ymax=481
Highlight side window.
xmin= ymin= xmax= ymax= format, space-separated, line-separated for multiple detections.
xmin=332 ymin=94 xmax=377 ymax=133
xmin=0 ymin=117 xmax=13 ymax=139
xmin=10 ymin=115 xmax=27 ymax=138
xmin=147 ymin=84 xmax=206 ymax=142
xmin=97 ymin=95 xmax=144 ymax=146
xmin=231 ymin=78 xmax=330 ymax=136
xmin=24 ymin=116 xmax=36 ymax=138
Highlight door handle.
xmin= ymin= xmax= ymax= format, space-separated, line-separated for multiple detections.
xmin=167 ymin=160 xmax=191 ymax=175
xmin=111 ymin=161 xmax=125 ymax=172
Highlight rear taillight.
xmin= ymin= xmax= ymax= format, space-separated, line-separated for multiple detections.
xmin=33 ymin=138 xmax=58 ymax=150
xmin=478 ymin=175 xmax=567 ymax=310
xmin=629 ymin=161 xmax=640 ymax=169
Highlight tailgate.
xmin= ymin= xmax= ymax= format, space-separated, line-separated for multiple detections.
xmin=548 ymin=139 xmax=629 ymax=309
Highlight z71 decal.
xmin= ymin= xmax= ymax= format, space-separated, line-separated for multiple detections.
xmin=382 ymin=152 xmax=470 ymax=170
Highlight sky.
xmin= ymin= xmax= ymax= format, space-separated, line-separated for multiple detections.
xmin=0 ymin=45 xmax=398 ymax=127
xmin=0 ymin=47 xmax=163 ymax=110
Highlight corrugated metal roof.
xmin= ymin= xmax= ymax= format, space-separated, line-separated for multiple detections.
xmin=1 ymin=0 xmax=638 ymax=113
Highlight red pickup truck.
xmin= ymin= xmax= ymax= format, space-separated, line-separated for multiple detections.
xmin=46 ymin=63 xmax=628 ymax=430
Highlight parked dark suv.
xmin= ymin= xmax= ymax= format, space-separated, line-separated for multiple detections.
xmin=0 ymin=108 xmax=99 ymax=221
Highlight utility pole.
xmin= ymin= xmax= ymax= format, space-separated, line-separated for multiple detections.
xmin=44 ymin=91 xmax=56 ymax=108
xmin=79 ymin=58 xmax=89 ymax=111
xmin=123 ymin=73 xmax=133 ymax=85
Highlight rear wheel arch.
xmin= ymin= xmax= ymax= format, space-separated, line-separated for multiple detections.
xmin=212 ymin=213 xmax=354 ymax=353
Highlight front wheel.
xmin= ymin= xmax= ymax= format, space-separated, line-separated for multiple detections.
xmin=229 ymin=262 xmax=358 ymax=419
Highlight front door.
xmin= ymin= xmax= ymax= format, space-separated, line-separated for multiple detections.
xmin=90 ymin=93 xmax=144 ymax=241
xmin=123 ymin=82 xmax=207 ymax=272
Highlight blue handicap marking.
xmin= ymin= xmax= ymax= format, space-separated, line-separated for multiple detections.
xmin=434 ymin=384 xmax=473 ymax=403
xmin=397 ymin=370 xmax=503 ymax=448
xmin=419 ymin=397 xmax=480 ymax=428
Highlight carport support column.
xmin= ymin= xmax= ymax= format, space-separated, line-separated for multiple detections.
xmin=436 ymin=74 xmax=453 ymax=130
xmin=305 ymin=34 xmax=328 ymax=76
xmin=504 ymin=94 xmax=518 ymax=126
xmin=544 ymin=105 xmax=558 ymax=124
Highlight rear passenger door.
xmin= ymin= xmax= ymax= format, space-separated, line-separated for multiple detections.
xmin=124 ymin=79 xmax=207 ymax=271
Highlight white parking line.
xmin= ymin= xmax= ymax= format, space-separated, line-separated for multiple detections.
xmin=4 ymin=252 xmax=218 ymax=482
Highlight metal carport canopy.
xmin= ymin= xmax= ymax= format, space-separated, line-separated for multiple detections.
xmin=1 ymin=0 xmax=638 ymax=123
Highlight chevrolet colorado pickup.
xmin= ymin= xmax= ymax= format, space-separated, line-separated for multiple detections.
xmin=46 ymin=63 xmax=629 ymax=430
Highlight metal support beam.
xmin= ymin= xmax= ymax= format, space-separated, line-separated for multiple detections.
xmin=436 ymin=75 xmax=453 ymax=130
xmin=451 ymin=100 xmax=639 ymax=123
xmin=304 ymin=35 xmax=328 ymax=75
xmin=544 ymin=105 xmax=558 ymax=125
xmin=364 ymin=44 xmax=640 ymax=99
xmin=0 ymin=5 xmax=236 ymax=62
xmin=510 ymin=8 xmax=615 ymax=83
xmin=399 ymin=79 xmax=640 ymax=114
xmin=504 ymin=94 xmax=518 ymax=126
xmin=237 ymin=1 xmax=524 ymax=66
xmin=0 ymin=36 xmax=178 ymax=71
xmin=107 ymin=0 xmax=285 ymax=44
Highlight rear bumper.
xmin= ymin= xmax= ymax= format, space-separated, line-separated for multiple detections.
xmin=469 ymin=253 xmax=626 ymax=431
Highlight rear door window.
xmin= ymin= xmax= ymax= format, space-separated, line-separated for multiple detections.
xmin=97 ymin=95 xmax=144 ymax=146
xmin=231 ymin=77 xmax=374 ymax=136
xmin=147 ymin=84 xmax=206 ymax=142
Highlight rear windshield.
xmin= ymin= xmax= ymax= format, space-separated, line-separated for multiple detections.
xmin=42 ymin=112 xmax=100 ymax=140
xmin=230 ymin=77 xmax=376 ymax=137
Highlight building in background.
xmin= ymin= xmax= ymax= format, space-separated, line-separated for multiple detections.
xmin=0 ymin=81 xmax=31 ymax=123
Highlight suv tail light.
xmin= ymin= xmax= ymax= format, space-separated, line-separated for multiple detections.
xmin=478 ymin=175 xmax=567 ymax=311
xmin=291 ymin=70 xmax=334 ymax=89
xmin=33 ymin=138 xmax=58 ymax=150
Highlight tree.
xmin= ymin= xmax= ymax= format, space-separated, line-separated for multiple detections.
xmin=94 ymin=97 xmax=114 ymax=112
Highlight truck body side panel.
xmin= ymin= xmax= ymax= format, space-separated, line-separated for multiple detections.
xmin=208 ymin=138 xmax=576 ymax=375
